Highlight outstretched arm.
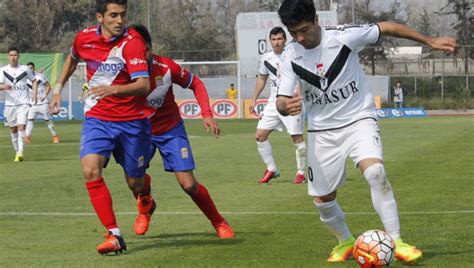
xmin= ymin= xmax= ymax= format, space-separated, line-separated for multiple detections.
xmin=377 ymin=21 xmax=457 ymax=53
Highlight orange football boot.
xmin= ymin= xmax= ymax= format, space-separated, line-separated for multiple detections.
xmin=134 ymin=194 xmax=156 ymax=235
xmin=96 ymin=232 xmax=127 ymax=255
xmin=214 ymin=221 xmax=234 ymax=239
xmin=53 ymin=135 xmax=60 ymax=144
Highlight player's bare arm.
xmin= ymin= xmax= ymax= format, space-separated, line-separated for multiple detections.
xmin=88 ymin=77 xmax=150 ymax=99
xmin=0 ymin=83 xmax=12 ymax=90
xmin=41 ymin=81 xmax=51 ymax=102
xmin=50 ymin=55 xmax=79 ymax=114
xmin=276 ymin=89 xmax=302 ymax=116
xmin=31 ymin=79 xmax=38 ymax=105
xmin=377 ymin=22 xmax=457 ymax=53
xmin=250 ymin=74 xmax=268 ymax=114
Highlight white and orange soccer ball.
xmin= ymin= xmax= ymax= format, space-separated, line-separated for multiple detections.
xmin=353 ymin=230 xmax=395 ymax=268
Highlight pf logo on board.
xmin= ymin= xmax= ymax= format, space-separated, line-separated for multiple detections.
xmin=179 ymin=100 xmax=201 ymax=119
xmin=212 ymin=100 xmax=238 ymax=118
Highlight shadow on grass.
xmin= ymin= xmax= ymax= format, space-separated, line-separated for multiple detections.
xmin=127 ymin=232 xmax=246 ymax=253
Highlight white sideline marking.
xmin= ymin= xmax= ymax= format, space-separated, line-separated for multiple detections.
xmin=0 ymin=210 xmax=473 ymax=217
xmin=0 ymin=143 xmax=80 ymax=148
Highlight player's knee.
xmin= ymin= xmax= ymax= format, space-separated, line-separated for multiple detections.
xmin=363 ymin=163 xmax=391 ymax=191
xmin=82 ymin=168 xmax=101 ymax=181
xmin=127 ymin=177 xmax=145 ymax=195
xmin=181 ymin=181 xmax=198 ymax=196
xmin=255 ymin=133 xmax=267 ymax=142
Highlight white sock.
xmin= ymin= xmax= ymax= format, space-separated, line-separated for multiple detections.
xmin=17 ymin=130 xmax=25 ymax=153
xmin=295 ymin=141 xmax=306 ymax=175
xmin=315 ymin=200 xmax=352 ymax=242
xmin=10 ymin=132 xmax=19 ymax=152
xmin=46 ymin=120 xmax=57 ymax=136
xmin=256 ymin=140 xmax=277 ymax=172
xmin=108 ymin=228 xmax=121 ymax=237
xmin=26 ymin=120 xmax=34 ymax=137
xmin=364 ymin=163 xmax=400 ymax=240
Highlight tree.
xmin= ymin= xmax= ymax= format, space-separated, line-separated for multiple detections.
xmin=438 ymin=0 xmax=472 ymax=73
xmin=354 ymin=0 xmax=404 ymax=75
xmin=417 ymin=8 xmax=434 ymax=36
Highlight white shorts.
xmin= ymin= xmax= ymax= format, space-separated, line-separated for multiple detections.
xmin=28 ymin=103 xmax=51 ymax=120
xmin=257 ymin=103 xmax=304 ymax=135
xmin=3 ymin=104 xmax=29 ymax=127
xmin=307 ymin=118 xmax=383 ymax=197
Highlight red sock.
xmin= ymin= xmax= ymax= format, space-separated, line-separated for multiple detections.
xmin=133 ymin=173 xmax=152 ymax=199
xmin=86 ymin=177 xmax=118 ymax=230
xmin=191 ymin=183 xmax=225 ymax=226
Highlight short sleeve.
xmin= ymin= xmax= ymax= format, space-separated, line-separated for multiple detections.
xmin=277 ymin=51 xmax=298 ymax=97
xmin=71 ymin=33 xmax=81 ymax=61
xmin=337 ymin=23 xmax=380 ymax=53
xmin=27 ymin=68 xmax=36 ymax=81
xmin=123 ymin=37 xmax=149 ymax=80
xmin=258 ymin=56 xmax=269 ymax=76
xmin=168 ymin=59 xmax=193 ymax=89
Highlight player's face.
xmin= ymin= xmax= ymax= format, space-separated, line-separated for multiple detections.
xmin=96 ymin=3 xmax=127 ymax=38
xmin=287 ymin=19 xmax=321 ymax=49
xmin=27 ymin=65 xmax=35 ymax=71
xmin=8 ymin=51 xmax=19 ymax=67
xmin=270 ymin=33 xmax=286 ymax=54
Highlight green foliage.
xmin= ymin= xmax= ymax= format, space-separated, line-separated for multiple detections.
xmin=0 ymin=118 xmax=473 ymax=266
xmin=416 ymin=8 xmax=434 ymax=36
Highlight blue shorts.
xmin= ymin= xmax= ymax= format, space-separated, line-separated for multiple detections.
xmin=149 ymin=120 xmax=195 ymax=172
xmin=80 ymin=117 xmax=151 ymax=178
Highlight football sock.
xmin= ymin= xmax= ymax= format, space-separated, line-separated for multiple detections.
xmin=133 ymin=173 xmax=151 ymax=199
xmin=10 ymin=132 xmax=19 ymax=152
xmin=256 ymin=140 xmax=277 ymax=172
xmin=108 ymin=228 xmax=121 ymax=237
xmin=26 ymin=120 xmax=34 ymax=137
xmin=46 ymin=120 xmax=57 ymax=136
xmin=364 ymin=163 xmax=400 ymax=240
xmin=295 ymin=141 xmax=306 ymax=175
xmin=86 ymin=177 xmax=118 ymax=230
xmin=17 ymin=130 xmax=25 ymax=153
xmin=315 ymin=200 xmax=352 ymax=242
xmin=191 ymin=183 xmax=225 ymax=225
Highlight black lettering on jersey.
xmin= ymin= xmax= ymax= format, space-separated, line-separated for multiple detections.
xmin=264 ymin=61 xmax=277 ymax=76
xmin=291 ymin=45 xmax=352 ymax=92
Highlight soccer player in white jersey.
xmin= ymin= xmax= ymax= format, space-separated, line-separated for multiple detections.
xmin=25 ymin=62 xmax=59 ymax=144
xmin=249 ymin=27 xmax=306 ymax=184
xmin=0 ymin=47 xmax=37 ymax=162
xmin=276 ymin=0 xmax=456 ymax=264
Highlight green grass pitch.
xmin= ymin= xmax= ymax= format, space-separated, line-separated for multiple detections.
xmin=0 ymin=116 xmax=473 ymax=267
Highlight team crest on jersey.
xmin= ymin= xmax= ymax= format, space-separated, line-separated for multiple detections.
xmin=155 ymin=76 xmax=164 ymax=86
xmin=181 ymin=148 xmax=189 ymax=159
xmin=110 ymin=46 xmax=118 ymax=57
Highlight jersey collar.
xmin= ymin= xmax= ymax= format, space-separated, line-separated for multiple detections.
xmin=96 ymin=25 xmax=128 ymax=43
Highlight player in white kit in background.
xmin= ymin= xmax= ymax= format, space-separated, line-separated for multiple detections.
xmin=25 ymin=62 xmax=59 ymax=144
xmin=0 ymin=47 xmax=37 ymax=162
xmin=249 ymin=27 xmax=306 ymax=184
xmin=276 ymin=0 xmax=457 ymax=264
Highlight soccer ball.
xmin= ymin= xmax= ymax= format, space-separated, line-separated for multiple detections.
xmin=353 ymin=230 xmax=395 ymax=268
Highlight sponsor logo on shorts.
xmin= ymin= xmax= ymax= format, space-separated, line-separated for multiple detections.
xmin=138 ymin=155 xmax=144 ymax=168
xmin=373 ymin=135 xmax=381 ymax=146
xmin=181 ymin=148 xmax=189 ymax=159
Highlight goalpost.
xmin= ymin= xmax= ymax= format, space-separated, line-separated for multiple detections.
xmin=176 ymin=61 xmax=242 ymax=118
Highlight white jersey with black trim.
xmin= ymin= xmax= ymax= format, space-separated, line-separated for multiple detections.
xmin=259 ymin=50 xmax=282 ymax=105
xmin=0 ymin=64 xmax=36 ymax=106
xmin=28 ymin=72 xmax=49 ymax=105
xmin=278 ymin=23 xmax=380 ymax=131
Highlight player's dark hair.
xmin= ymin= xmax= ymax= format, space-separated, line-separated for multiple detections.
xmin=26 ymin=62 xmax=35 ymax=67
xmin=96 ymin=0 xmax=127 ymax=14
xmin=129 ymin=24 xmax=152 ymax=46
xmin=278 ymin=0 xmax=316 ymax=28
xmin=269 ymin=27 xmax=286 ymax=39
xmin=7 ymin=46 xmax=19 ymax=53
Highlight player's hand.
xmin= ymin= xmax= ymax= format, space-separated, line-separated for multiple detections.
xmin=203 ymin=117 xmax=221 ymax=138
xmin=88 ymin=85 xmax=118 ymax=99
xmin=49 ymin=94 xmax=62 ymax=114
xmin=3 ymin=84 xmax=12 ymax=90
xmin=428 ymin=37 xmax=457 ymax=53
xmin=286 ymin=89 xmax=303 ymax=116
xmin=249 ymin=100 xmax=256 ymax=114
xmin=31 ymin=96 xmax=37 ymax=105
